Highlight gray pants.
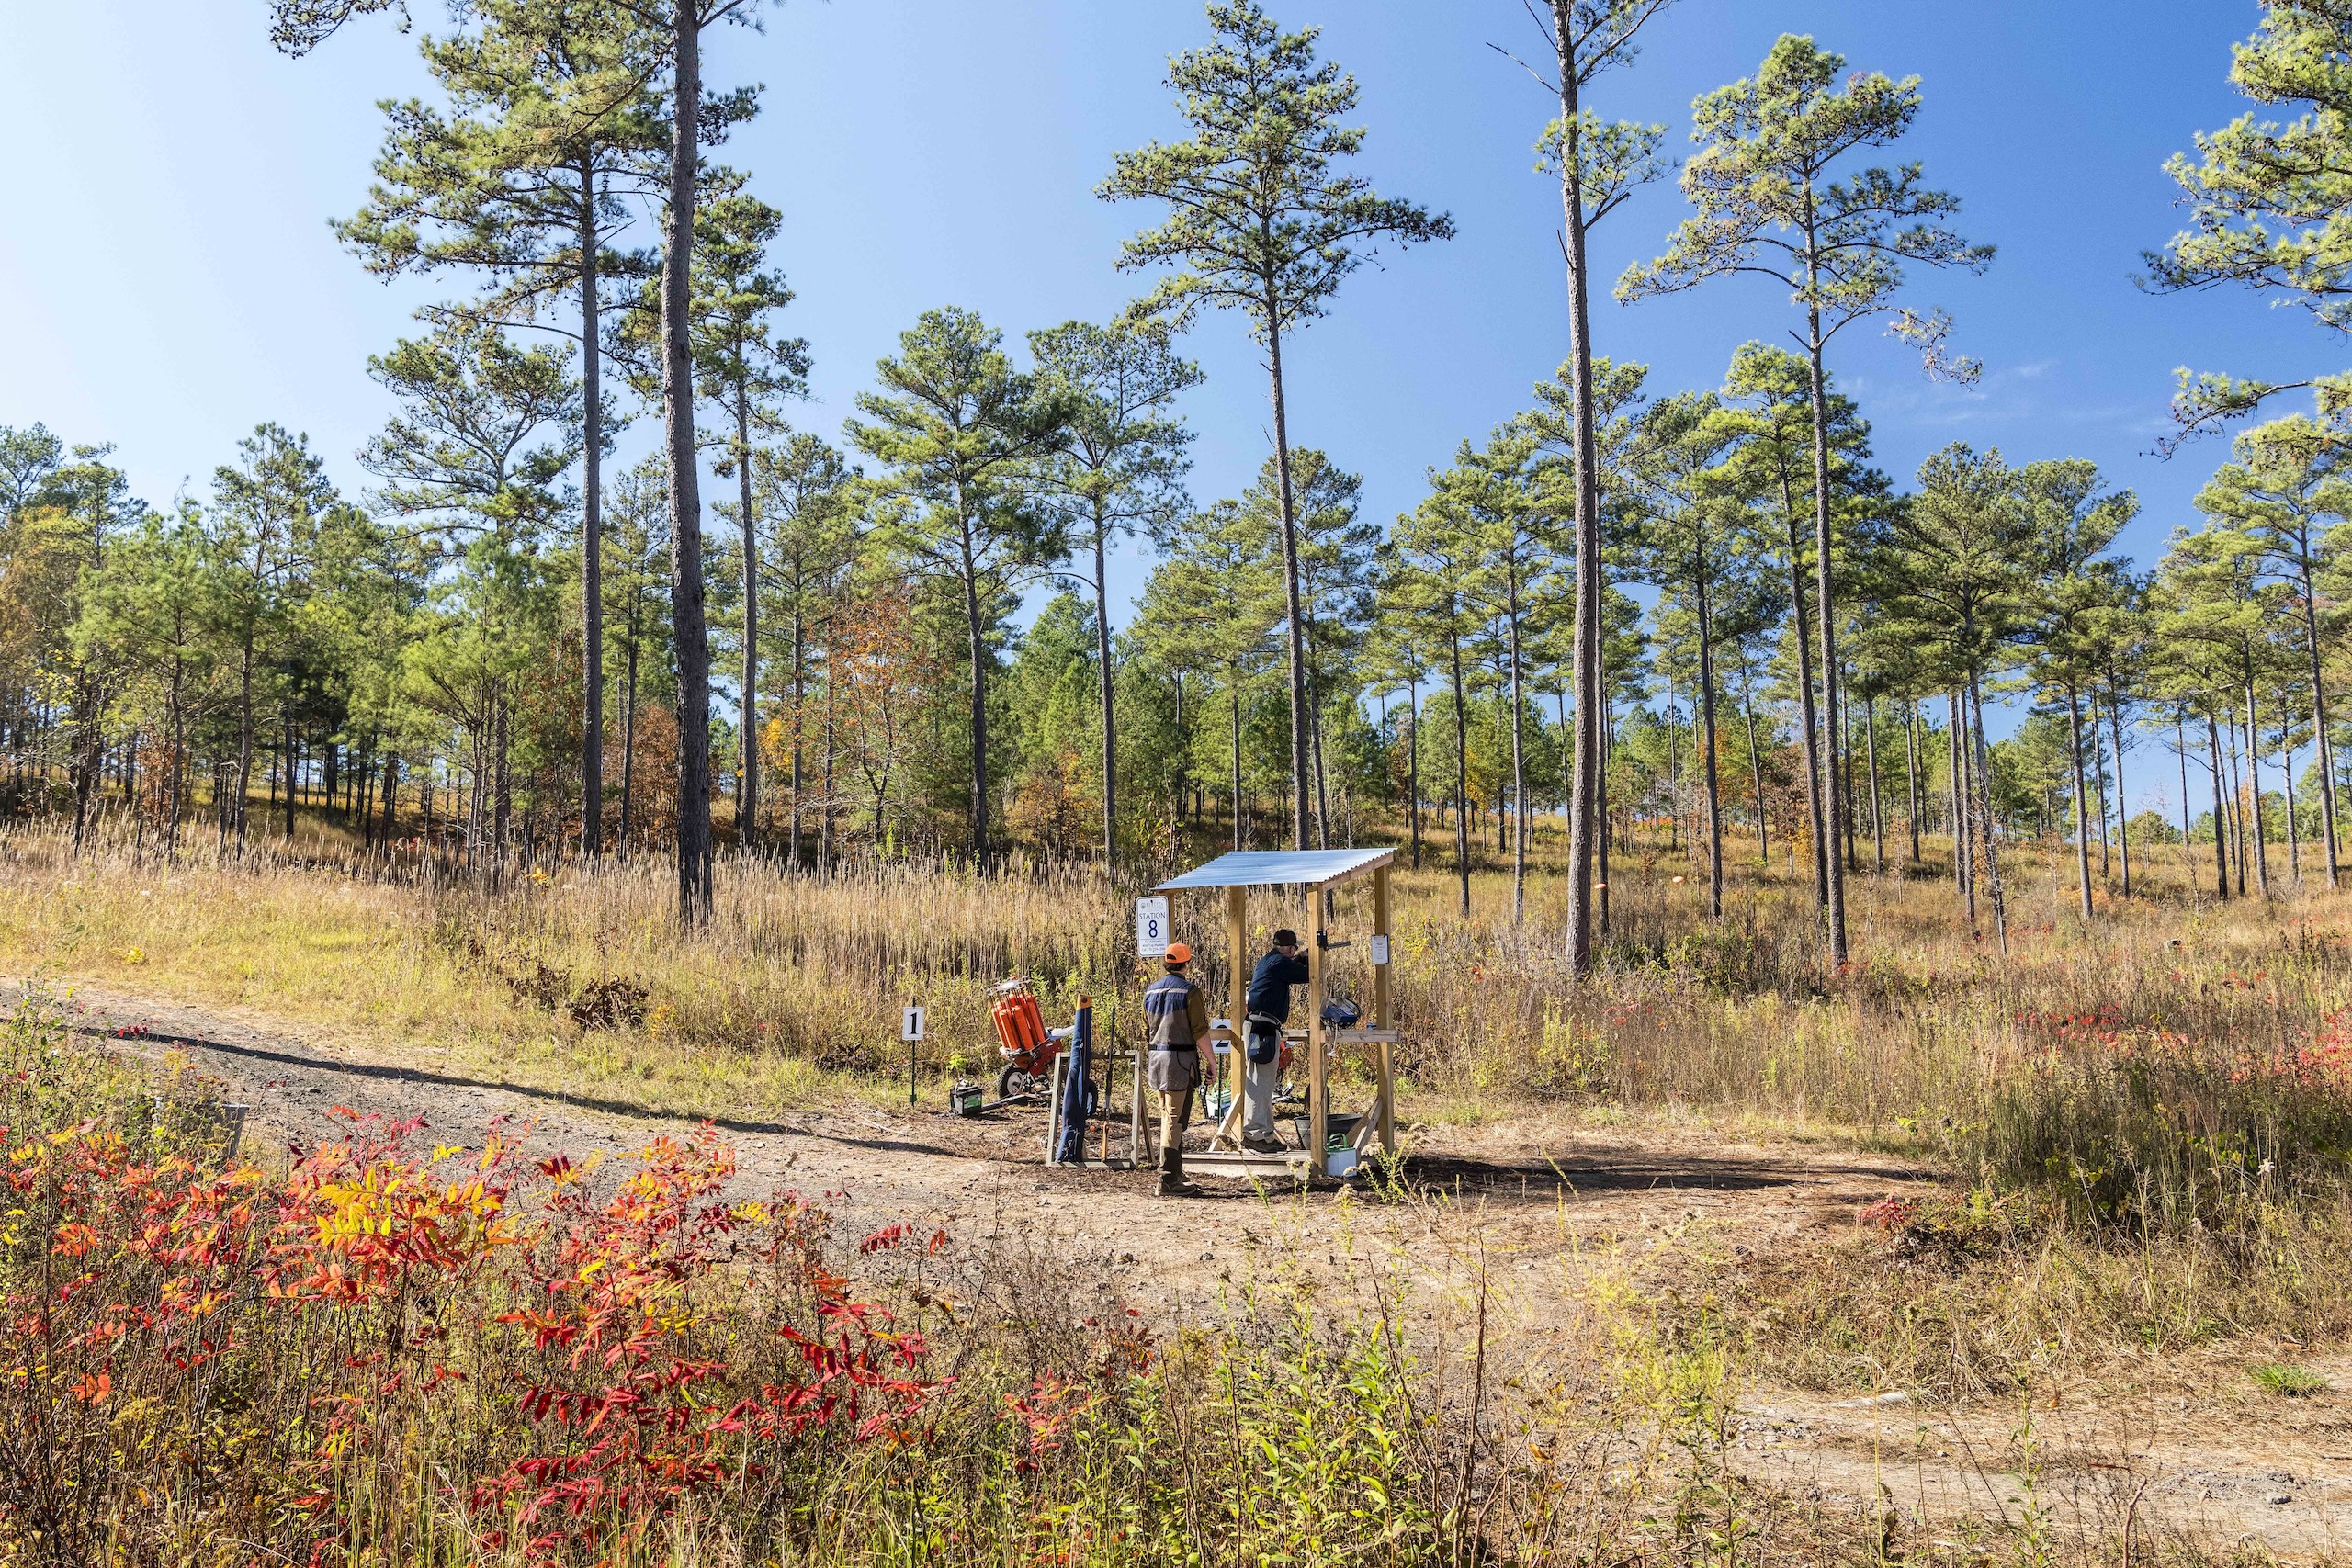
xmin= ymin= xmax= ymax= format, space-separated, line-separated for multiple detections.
xmin=1243 ymin=1026 xmax=1281 ymax=1142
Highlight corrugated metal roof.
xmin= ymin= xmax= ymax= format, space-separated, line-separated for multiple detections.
xmin=1153 ymin=848 xmax=1396 ymax=890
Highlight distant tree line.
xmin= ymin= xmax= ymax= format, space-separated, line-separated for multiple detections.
xmin=6 ymin=0 xmax=2352 ymax=958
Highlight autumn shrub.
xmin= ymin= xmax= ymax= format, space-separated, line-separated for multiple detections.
xmin=0 ymin=989 xmax=948 ymax=1565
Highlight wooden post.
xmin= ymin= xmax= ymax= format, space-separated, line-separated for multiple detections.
xmin=1306 ymin=880 xmax=1327 ymax=1171
xmin=1226 ymin=884 xmax=1248 ymax=1132
xmin=1130 ymin=1039 xmax=1144 ymax=1166
xmin=1374 ymin=863 xmax=1394 ymax=1155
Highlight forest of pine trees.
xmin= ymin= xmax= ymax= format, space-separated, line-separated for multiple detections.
xmin=6 ymin=0 xmax=2352 ymax=954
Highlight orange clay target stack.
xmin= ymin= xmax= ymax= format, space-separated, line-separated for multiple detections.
xmin=989 ymin=978 xmax=1057 ymax=1100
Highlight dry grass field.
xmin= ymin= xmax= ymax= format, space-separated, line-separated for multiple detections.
xmin=5 ymin=818 xmax=2351 ymax=1563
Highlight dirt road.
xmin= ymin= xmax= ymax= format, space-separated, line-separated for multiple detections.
xmin=15 ymin=976 xmax=2350 ymax=1558
xmin=17 ymin=978 xmax=1917 ymax=1295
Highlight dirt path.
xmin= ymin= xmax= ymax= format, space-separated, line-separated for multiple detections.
xmin=16 ymin=977 xmax=2351 ymax=1558
xmin=16 ymin=979 xmax=1921 ymax=1296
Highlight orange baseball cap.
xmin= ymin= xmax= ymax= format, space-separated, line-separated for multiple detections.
xmin=1162 ymin=942 xmax=1193 ymax=964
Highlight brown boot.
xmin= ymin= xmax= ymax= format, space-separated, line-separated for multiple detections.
xmin=1158 ymin=1145 xmax=1204 ymax=1198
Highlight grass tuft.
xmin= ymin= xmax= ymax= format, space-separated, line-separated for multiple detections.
xmin=2247 ymin=1361 xmax=2329 ymax=1397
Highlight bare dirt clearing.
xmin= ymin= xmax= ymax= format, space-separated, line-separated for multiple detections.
xmin=17 ymin=975 xmax=2352 ymax=1559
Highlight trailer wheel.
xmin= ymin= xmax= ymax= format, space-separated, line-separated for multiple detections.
xmin=997 ymin=1064 xmax=1043 ymax=1101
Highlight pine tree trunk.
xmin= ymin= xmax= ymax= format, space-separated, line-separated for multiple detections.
xmin=379 ymin=752 xmax=399 ymax=848
xmin=1865 ymin=693 xmax=1883 ymax=874
xmin=494 ymin=691 xmax=513 ymax=879
xmin=1092 ymin=510 xmax=1117 ymax=864
xmin=1170 ymin=672 xmax=1184 ymax=842
xmin=1951 ymin=690 xmax=1973 ymax=920
xmin=1599 ymin=644 xmax=1612 ymax=933
xmin=1842 ymin=695 xmax=1859 ymax=874
xmin=2092 ymin=705 xmax=2111 ymax=877
xmin=2067 ymin=683 xmax=2094 ymax=921
xmin=166 ymin=678 xmax=187 ymax=861
xmin=1263 ymin=307 xmax=1311 ymax=853
xmin=2208 ymin=713 xmax=2231 ymax=899
xmin=2107 ymin=692 xmax=2132 ymax=897
xmin=2227 ymin=709 xmax=2247 ymax=897
xmin=1510 ymin=591 xmax=1530 ymax=924
xmin=2301 ymin=556 xmax=2340 ymax=886
xmin=1310 ymin=660 xmax=1331 ymax=851
xmin=956 ymin=496 xmax=992 ymax=863
xmin=1408 ymin=675 xmax=1421 ymax=871
xmin=1229 ymin=682 xmax=1243 ymax=852
xmin=2286 ymin=728 xmax=2302 ymax=884
xmin=1665 ymin=671 xmax=1679 ymax=856
xmin=1449 ymin=621 xmax=1471 ymax=918
xmin=1969 ymin=671 xmax=2007 ymax=954
xmin=739 ymin=398 xmax=759 ymax=854
xmin=235 ymin=642 xmax=254 ymax=851
xmin=2244 ymin=674 xmax=2270 ymax=897
xmin=620 ymin=631 xmax=639 ymax=859
xmin=283 ymin=715 xmax=297 ymax=841
xmin=664 ymin=4 xmax=714 ymax=919
xmin=580 ymin=162 xmax=605 ymax=858
xmin=820 ymin=649 xmax=838 ymax=867
xmin=790 ymin=596 xmax=805 ymax=865
xmin=1553 ymin=0 xmax=1602 ymax=976
xmin=1694 ymin=560 xmax=1723 ymax=918
xmin=1906 ymin=700 xmax=1922 ymax=866
xmin=1781 ymin=495 xmax=1828 ymax=910
xmin=1738 ymin=657 xmax=1767 ymax=867
xmin=1804 ymin=304 xmax=1848 ymax=964
xmin=818 ymin=639 xmax=837 ymax=869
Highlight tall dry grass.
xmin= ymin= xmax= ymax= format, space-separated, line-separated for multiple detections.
xmin=6 ymin=820 xmax=2352 ymax=1234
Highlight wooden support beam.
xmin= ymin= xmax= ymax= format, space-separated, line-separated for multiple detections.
xmin=1184 ymin=1147 xmax=1314 ymax=1181
xmin=1216 ymin=884 xmax=1248 ymax=1147
xmin=1307 ymin=881 xmax=1327 ymax=1170
xmin=1208 ymin=1021 xmax=1242 ymax=1148
xmin=1374 ymin=863 xmax=1394 ymax=1156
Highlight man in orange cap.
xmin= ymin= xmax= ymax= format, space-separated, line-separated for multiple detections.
xmin=1142 ymin=941 xmax=1211 ymax=1197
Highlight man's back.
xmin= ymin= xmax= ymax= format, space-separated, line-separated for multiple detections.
xmin=1247 ymin=949 xmax=1310 ymax=1021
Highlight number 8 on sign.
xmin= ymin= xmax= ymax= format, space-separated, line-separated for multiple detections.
xmin=1135 ymin=896 xmax=1169 ymax=960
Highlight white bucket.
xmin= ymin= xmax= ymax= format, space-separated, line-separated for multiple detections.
xmin=1325 ymin=1146 xmax=1360 ymax=1179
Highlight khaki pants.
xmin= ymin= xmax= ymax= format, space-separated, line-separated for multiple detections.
xmin=1156 ymin=1086 xmax=1193 ymax=1164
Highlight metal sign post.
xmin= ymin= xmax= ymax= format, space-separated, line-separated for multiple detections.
xmin=1134 ymin=895 xmax=1170 ymax=959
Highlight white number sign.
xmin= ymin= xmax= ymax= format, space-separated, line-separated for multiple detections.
xmin=901 ymin=1004 xmax=926 ymax=1043
xmin=1134 ymin=895 xmax=1170 ymax=959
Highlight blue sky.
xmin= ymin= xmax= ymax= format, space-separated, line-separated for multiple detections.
xmin=0 ymin=3 xmax=2329 ymax=810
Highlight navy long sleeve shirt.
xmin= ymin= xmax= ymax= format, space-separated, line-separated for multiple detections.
xmin=1246 ymin=950 xmax=1311 ymax=1023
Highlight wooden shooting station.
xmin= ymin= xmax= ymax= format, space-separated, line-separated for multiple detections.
xmin=1151 ymin=848 xmax=1400 ymax=1180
